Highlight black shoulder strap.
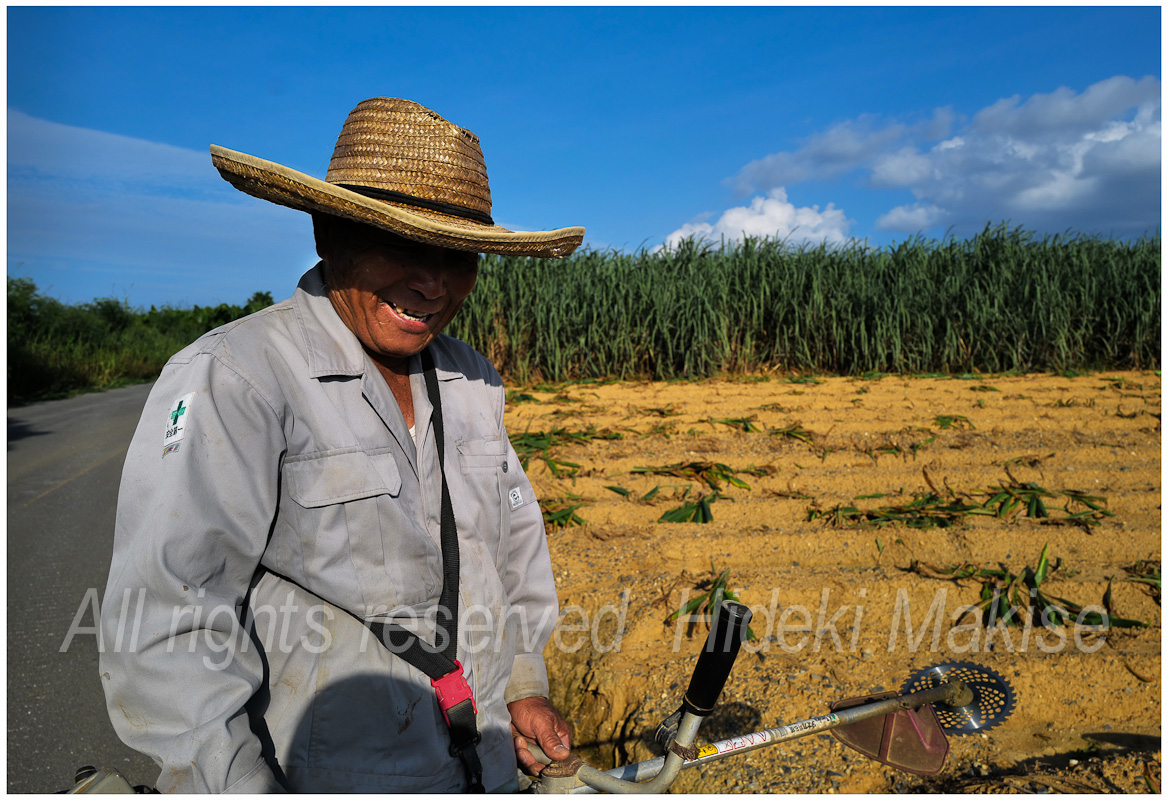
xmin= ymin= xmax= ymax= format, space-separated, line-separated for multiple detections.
xmin=419 ymin=347 xmax=461 ymax=664
xmin=417 ymin=346 xmax=483 ymax=792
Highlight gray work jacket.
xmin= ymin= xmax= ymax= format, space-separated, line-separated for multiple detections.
xmin=99 ymin=264 xmax=557 ymax=792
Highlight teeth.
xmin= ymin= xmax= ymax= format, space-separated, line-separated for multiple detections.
xmin=391 ymin=302 xmax=433 ymax=321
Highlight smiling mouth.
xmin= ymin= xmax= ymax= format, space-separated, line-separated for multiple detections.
xmin=388 ymin=301 xmax=436 ymax=323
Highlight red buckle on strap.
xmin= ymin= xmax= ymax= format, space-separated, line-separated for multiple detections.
xmin=431 ymin=660 xmax=477 ymax=725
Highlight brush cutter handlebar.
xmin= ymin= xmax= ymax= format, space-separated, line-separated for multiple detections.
xmin=680 ymin=600 xmax=753 ymax=716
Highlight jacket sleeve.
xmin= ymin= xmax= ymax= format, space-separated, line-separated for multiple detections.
xmin=497 ymin=409 xmax=559 ymax=705
xmin=99 ymin=350 xmax=286 ymax=793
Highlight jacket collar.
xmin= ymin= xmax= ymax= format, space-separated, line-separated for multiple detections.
xmin=290 ymin=262 xmax=466 ymax=384
xmin=293 ymin=262 xmax=368 ymax=379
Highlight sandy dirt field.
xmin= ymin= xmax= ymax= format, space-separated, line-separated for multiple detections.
xmin=506 ymin=370 xmax=1161 ymax=793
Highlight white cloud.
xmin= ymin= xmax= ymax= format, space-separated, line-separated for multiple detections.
xmin=7 ymin=110 xmax=316 ymax=307
xmin=664 ymin=188 xmax=852 ymax=249
xmin=727 ymin=108 xmax=958 ymax=198
xmin=921 ymin=107 xmax=957 ymax=141
xmin=971 ymin=75 xmax=1157 ymax=138
xmin=716 ymin=75 xmax=1161 ymax=239
xmin=871 ymin=146 xmax=932 ymax=186
xmin=728 ymin=116 xmax=908 ymax=196
xmin=876 ymin=203 xmax=944 ymax=231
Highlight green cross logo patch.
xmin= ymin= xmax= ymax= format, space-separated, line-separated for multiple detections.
xmin=163 ymin=392 xmax=195 ymax=455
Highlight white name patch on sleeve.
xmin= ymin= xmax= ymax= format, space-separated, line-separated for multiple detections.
xmin=163 ymin=392 xmax=195 ymax=456
xmin=509 ymin=487 xmax=523 ymax=511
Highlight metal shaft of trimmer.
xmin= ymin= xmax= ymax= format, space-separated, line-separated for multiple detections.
xmin=567 ymin=680 xmax=970 ymax=793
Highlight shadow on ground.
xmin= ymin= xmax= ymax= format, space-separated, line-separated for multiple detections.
xmin=914 ymin=730 xmax=1161 ymax=793
xmin=7 ymin=417 xmax=48 ymax=448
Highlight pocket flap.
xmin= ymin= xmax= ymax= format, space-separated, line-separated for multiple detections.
xmin=286 ymin=450 xmax=402 ymax=507
xmin=457 ymin=436 xmax=507 ymax=470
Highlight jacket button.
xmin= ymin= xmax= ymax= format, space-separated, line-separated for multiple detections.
xmin=502 ymin=461 xmax=509 ymax=473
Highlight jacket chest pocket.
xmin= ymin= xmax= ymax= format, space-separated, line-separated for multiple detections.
xmin=455 ymin=436 xmax=509 ymax=565
xmin=284 ymin=449 xmax=441 ymax=611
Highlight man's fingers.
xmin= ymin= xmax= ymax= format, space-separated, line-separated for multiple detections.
xmin=512 ymin=734 xmax=546 ymax=775
xmin=519 ymin=736 xmax=554 ymax=766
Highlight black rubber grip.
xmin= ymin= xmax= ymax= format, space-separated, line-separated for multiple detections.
xmin=682 ymin=601 xmax=752 ymax=716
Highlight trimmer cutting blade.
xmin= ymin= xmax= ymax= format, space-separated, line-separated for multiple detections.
xmin=900 ymin=662 xmax=1017 ymax=735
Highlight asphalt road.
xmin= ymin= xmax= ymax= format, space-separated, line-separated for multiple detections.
xmin=8 ymin=383 xmax=161 ymax=792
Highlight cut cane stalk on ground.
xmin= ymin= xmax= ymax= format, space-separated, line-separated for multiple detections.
xmin=908 ymin=544 xmax=1149 ymax=630
xmin=658 ymin=491 xmax=723 ymax=524
xmin=630 ymin=461 xmax=772 ymax=492
xmin=666 ymin=563 xmax=758 ymax=641
xmin=541 ymin=501 xmax=587 ymax=530
xmin=806 ymin=471 xmax=1116 ymax=530
xmin=509 ymin=427 xmax=623 ymax=477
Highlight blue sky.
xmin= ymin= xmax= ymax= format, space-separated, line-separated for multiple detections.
xmin=7 ymin=6 xmax=1162 ymax=309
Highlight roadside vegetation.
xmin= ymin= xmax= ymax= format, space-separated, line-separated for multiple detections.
xmin=8 ymin=224 xmax=1160 ymax=404
xmin=7 ymin=277 xmax=273 ymax=404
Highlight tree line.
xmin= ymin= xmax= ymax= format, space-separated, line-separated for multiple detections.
xmin=8 ymin=277 xmax=273 ymax=404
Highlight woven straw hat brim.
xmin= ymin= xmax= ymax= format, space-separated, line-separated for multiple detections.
xmin=210 ymin=145 xmax=585 ymax=259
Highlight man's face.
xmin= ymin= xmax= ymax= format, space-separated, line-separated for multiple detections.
xmin=322 ymin=226 xmax=479 ymax=365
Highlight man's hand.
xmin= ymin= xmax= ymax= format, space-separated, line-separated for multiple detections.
xmin=507 ymin=696 xmax=572 ymax=775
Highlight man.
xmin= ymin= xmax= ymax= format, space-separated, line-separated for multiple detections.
xmin=100 ymin=97 xmax=584 ymax=792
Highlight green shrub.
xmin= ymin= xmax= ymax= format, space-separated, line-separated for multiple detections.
xmin=7 ymin=279 xmax=274 ymax=404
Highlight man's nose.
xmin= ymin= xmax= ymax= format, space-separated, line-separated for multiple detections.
xmin=404 ymin=257 xmax=451 ymax=299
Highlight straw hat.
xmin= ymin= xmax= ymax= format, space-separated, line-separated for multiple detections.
xmin=210 ymin=97 xmax=584 ymax=258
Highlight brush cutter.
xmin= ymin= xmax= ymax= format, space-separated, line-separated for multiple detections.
xmin=530 ymin=601 xmax=1016 ymax=793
